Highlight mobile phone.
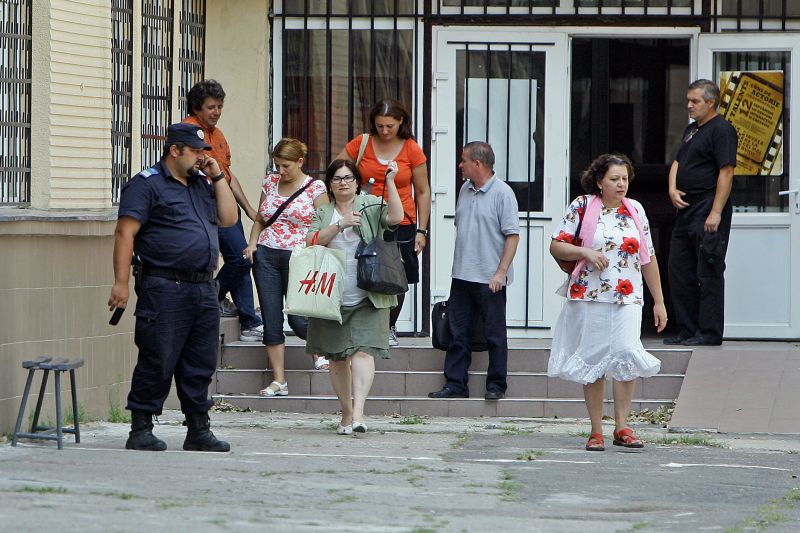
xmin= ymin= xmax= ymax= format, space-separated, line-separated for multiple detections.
xmin=109 ymin=307 xmax=125 ymax=326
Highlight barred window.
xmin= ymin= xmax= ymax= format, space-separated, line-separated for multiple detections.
xmin=141 ymin=0 xmax=174 ymax=168
xmin=178 ymin=0 xmax=206 ymax=119
xmin=112 ymin=0 xmax=134 ymax=204
xmin=275 ymin=2 xmax=419 ymax=174
xmin=0 ymin=0 xmax=32 ymax=205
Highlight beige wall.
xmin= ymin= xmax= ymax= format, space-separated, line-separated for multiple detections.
xmin=30 ymin=0 xmax=112 ymax=210
xmin=205 ymin=0 xmax=271 ymax=239
xmin=0 ymin=216 xmax=136 ymax=435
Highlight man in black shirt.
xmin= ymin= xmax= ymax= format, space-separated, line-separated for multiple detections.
xmin=665 ymin=79 xmax=738 ymax=346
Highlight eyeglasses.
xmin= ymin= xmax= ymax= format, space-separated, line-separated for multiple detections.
xmin=331 ymin=175 xmax=357 ymax=184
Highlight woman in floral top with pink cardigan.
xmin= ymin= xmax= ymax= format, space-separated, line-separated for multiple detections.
xmin=245 ymin=138 xmax=329 ymax=396
xmin=548 ymin=154 xmax=668 ymax=452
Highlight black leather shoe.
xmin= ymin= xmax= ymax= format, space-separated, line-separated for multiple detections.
xmin=662 ymin=336 xmax=688 ymax=345
xmin=681 ymin=336 xmax=722 ymax=346
xmin=428 ymin=387 xmax=468 ymax=399
xmin=484 ymin=391 xmax=505 ymax=400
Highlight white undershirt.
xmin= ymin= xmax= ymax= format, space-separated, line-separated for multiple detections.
xmin=328 ymin=210 xmax=368 ymax=306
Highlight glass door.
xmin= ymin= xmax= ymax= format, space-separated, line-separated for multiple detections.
xmin=430 ymin=28 xmax=569 ymax=337
xmin=698 ymin=33 xmax=800 ymax=339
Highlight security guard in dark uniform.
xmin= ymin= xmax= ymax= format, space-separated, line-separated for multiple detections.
xmin=665 ymin=79 xmax=738 ymax=346
xmin=108 ymin=123 xmax=238 ymax=451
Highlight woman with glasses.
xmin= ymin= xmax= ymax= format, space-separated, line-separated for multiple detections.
xmin=305 ymin=159 xmax=403 ymax=435
xmin=244 ymin=138 xmax=330 ymax=397
xmin=336 ymin=98 xmax=430 ymax=346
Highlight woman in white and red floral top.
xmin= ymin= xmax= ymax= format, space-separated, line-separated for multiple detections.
xmin=245 ymin=138 xmax=329 ymax=396
xmin=548 ymin=154 xmax=668 ymax=452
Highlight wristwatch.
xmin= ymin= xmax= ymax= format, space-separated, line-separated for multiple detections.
xmin=211 ymin=172 xmax=225 ymax=183
xmin=416 ymin=228 xmax=428 ymax=237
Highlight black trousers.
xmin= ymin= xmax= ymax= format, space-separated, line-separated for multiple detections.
xmin=127 ymin=275 xmax=219 ymax=415
xmin=443 ymin=278 xmax=508 ymax=395
xmin=667 ymin=194 xmax=732 ymax=343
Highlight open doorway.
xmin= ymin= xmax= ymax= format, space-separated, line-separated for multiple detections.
xmin=570 ymin=37 xmax=691 ymax=333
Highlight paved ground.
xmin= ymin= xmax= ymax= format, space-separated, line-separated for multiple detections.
xmin=1 ymin=410 xmax=799 ymax=532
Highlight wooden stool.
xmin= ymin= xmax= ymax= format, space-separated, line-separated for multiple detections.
xmin=12 ymin=357 xmax=85 ymax=450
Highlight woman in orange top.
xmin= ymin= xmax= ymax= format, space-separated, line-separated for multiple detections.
xmin=336 ymin=98 xmax=430 ymax=346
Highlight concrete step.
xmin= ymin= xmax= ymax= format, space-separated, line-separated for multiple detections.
xmin=221 ymin=342 xmax=691 ymax=374
xmin=212 ymin=394 xmax=676 ymax=419
xmin=215 ymin=368 xmax=684 ymax=400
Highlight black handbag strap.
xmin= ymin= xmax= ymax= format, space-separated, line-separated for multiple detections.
xmin=263 ymin=179 xmax=314 ymax=229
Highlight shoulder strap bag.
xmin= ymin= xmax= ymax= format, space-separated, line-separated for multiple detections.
xmin=353 ymin=196 xmax=408 ymax=296
xmin=262 ymin=178 xmax=314 ymax=228
xmin=355 ymin=134 xmax=370 ymax=166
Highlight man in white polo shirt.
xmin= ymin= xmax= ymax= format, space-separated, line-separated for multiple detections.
xmin=429 ymin=142 xmax=520 ymax=400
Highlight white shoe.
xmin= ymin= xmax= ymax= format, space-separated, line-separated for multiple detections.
xmin=240 ymin=324 xmax=263 ymax=342
xmin=388 ymin=326 xmax=399 ymax=347
xmin=314 ymin=356 xmax=330 ymax=370
xmin=259 ymin=381 xmax=288 ymax=396
xmin=352 ymin=421 xmax=367 ymax=433
xmin=336 ymin=424 xmax=353 ymax=435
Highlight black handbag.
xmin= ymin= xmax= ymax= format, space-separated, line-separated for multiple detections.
xmin=353 ymin=195 xmax=409 ymax=296
xmin=431 ymin=300 xmax=489 ymax=352
xmin=354 ymin=237 xmax=408 ymax=295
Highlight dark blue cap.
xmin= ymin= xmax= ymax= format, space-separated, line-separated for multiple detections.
xmin=165 ymin=123 xmax=212 ymax=150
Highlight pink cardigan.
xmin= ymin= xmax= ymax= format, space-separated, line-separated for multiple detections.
xmin=569 ymin=195 xmax=651 ymax=281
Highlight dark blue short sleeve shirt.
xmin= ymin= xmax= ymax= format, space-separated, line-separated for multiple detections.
xmin=118 ymin=161 xmax=220 ymax=272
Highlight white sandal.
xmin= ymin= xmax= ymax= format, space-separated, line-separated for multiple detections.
xmin=314 ymin=356 xmax=330 ymax=370
xmin=259 ymin=381 xmax=288 ymax=397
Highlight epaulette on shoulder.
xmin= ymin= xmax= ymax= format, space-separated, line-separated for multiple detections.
xmin=138 ymin=167 xmax=159 ymax=179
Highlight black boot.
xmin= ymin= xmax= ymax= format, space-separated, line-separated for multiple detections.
xmin=125 ymin=411 xmax=167 ymax=451
xmin=183 ymin=412 xmax=230 ymax=452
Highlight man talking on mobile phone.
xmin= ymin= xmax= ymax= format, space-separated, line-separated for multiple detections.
xmin=107 ymin=122 xmax=237 ymax=452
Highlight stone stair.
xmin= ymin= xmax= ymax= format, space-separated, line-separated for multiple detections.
xmin=212 ymin=318 xmax=690 ymax=418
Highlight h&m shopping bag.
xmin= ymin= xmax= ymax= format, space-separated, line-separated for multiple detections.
xmin=284 ymin=244 xmax=345 ymax=323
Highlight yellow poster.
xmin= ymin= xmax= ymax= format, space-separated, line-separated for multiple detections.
xmin=719 ymin=71 xmax=784 ymax=176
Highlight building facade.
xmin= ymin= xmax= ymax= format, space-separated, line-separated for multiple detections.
xmin=1 ymin=0 xmax=798 ymax=432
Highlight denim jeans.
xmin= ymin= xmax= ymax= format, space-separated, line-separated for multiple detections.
xmin=216 ymin=209 xmax=262 ymax=330
xmin=252 ymin=245 xmax=308 ymax=346
xmin=443 ymin=278 xmax=508 ymax=395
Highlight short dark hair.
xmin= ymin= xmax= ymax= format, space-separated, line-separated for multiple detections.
xmin=688 ymin=79 xmax=721 ymax=109
xmin=325 ymin=159 xmax=362 ymax=200
xmin=463 ymin=141 xmax=495 ymax=170
xmin=579 ymin=153 xmax=635 ymax=195
xmin=161 ymin=142 xmax=187 ymax=160
xmin=187 ymin=79 xmax=226 ymax=115
xmin=369 ymin=98 xmax=414 ymax=140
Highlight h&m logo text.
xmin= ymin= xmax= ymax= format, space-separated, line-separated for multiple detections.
xmin=298 ymin=270 xmax=336 ymax=297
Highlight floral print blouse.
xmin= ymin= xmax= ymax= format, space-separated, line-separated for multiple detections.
xmin=257 ymin=174 xmax=328 ymax=250
xmin=552 ymin=195 xmax=655 ymax=306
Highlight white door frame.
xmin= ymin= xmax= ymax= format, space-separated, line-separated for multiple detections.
xmin=430 ymin=27 xmax=570 ymax=338
xmin=697 ymin=33 xmax=800 ymax=339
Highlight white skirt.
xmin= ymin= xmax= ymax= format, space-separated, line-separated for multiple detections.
xmin=547 ymin=300 xmax=661 ymax=385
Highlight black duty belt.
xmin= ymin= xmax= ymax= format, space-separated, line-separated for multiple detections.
xmin=142 ymin=265 xmax=213 ymax=283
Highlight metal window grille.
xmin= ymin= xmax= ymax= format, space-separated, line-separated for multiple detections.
xmin=274 ymin=1 xmax=421 ymax=175
xmin=0 ymin=0 xmax=32 ymax=206
xmin=141 ymin=0 xmax=174 ymax=168
xmin=178 ymin=0 xmax=206 ymax=119
xmin=112 ymin=0 xmax=134 ymax=204
xmin=431 ymin=1 xmax=800 ymax=30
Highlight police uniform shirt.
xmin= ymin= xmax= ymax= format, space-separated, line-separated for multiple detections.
xmin=118 ymin=161 xmax=220 ymax=273
xmin=675 ymin=114 xmax=738 ymax=196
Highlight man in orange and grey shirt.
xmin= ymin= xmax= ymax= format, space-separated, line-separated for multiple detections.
xmin=184 ymin=80 xmax=263 ymax=342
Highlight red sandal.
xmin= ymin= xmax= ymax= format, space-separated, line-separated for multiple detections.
xmin=613 ymin=427 xmax=644 ymax=448
xmin=585 ymin=433 xmax=605 ymax=451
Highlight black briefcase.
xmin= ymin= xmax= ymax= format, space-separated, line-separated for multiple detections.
xmin=431 ymin=300 xmax=489 ymax=352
